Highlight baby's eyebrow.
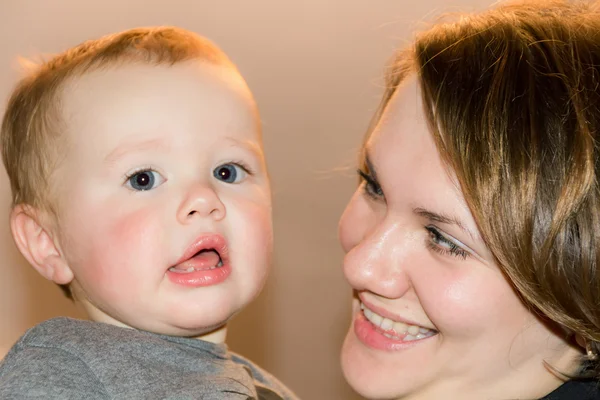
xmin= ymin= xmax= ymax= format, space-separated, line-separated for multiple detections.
xmin=223 ymin=137 xmax=264 ymax=158
xmin=104 ymin=138 xmax=168 ymax=165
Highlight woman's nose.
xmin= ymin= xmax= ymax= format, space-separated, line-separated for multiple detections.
xmin=340 ymin=200 xmax=412 ymax=299
xmin=343 ymin=232 xmax=412 ymax=299
xmin=177 ymin=183 xmax=226 ymax=224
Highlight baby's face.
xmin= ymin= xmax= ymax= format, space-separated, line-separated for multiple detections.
xmin=52 ymin=60 xmax=272 ymax=339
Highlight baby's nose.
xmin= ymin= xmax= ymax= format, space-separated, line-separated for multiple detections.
xmin=177 ymin=184 xmax=225 ymax=223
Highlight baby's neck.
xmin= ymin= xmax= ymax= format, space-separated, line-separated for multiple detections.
xmin=192 ymin=325 xmax=227 ymax=344
xmin=75 ymin=298 xmax=229 ymax=344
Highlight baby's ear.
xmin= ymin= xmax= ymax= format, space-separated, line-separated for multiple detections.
xmin=10 ymin=204 xmax=73 ymax=285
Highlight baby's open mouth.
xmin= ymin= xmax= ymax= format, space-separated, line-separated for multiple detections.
xmin=168 ymin=249 xmax=224 ymax=273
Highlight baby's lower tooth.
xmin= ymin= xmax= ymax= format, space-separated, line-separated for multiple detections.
xmin=186 ymin=267 xmax=195 ymax=272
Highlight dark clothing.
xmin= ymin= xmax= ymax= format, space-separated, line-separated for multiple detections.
xmin=540 ymin=379 xmax=600 ymax=400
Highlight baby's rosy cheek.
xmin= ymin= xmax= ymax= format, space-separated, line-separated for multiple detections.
xmin=84 ymin=208 xmax=163 ymax=276
xmin=107 ymin=207 xmax=162 ymax=245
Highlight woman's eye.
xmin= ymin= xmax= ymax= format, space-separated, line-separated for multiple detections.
xmin=425 ymin=226 xmax=470 ymax=260
xmin=213 ymin=163 xmax=248 ymax=184
xmin=357 ymin=169 xmax=384 ymax=200
xmin=125 ymin=170 xmax=165 ymax=191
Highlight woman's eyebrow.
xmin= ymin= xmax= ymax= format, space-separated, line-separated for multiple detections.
xmin=363 ymin=151 xmax=379 ymax=181
xmin=413 ymin=207 xmax=477 ymax=241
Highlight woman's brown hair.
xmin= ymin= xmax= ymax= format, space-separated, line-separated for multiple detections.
xmin=375 ymin=0 xmax=600 ymax=376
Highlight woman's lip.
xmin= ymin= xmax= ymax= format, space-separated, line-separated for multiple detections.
xmin=357 ymin=293 xmax=436 ymax=330
xmin=173 ymin=233 xmax=229 ymax=267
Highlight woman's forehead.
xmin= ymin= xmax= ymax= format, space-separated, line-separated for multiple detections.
xmin=365 ymin=77 xmax=428 ymax=159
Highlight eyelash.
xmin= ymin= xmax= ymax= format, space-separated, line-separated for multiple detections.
xmin=227 ymin=160 xmax=254 ymax=176
xmin=425 ymin=226 xmax=470 ymax=260
xmin=123 ymin=165 xmax=160 ymax=184
xmin=357 ymin=169 xmax=384 ymax=200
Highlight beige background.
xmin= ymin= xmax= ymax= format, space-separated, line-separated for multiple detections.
xmin=0 ymin=1 xmax=493 ymax=398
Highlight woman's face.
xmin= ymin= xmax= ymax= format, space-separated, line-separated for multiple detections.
xmin=338 ymin=76 xmax=576 ymax=399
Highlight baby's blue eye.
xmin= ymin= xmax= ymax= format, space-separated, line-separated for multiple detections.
xmin=126 ymin=170 xmax=165 ymax=191
xmin=213 ymin=163 xmax=247 ymax=184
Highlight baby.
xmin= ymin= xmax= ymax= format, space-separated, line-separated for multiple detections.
xmin=0 ymin=26 xmax=297 ymax=400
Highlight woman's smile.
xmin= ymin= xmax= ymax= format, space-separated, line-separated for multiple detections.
xmin=354 ymin=298 xmax=439 ymax=351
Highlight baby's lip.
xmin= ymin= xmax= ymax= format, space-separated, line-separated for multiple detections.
xmin=173 ymin=234 xmax=229 ymax=267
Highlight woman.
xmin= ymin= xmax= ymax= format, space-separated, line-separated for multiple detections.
xmin=338 ymin=1 xmax=600 ymax=399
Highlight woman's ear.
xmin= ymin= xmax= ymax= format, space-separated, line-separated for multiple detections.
xmin=575 ymin=334 xmax=599 ymax=360
xmin=576 ymin=334 xmax=586 ymax=349
xmin=10 ymin=204 xmax=74 ymax=285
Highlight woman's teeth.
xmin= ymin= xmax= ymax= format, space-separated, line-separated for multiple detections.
xmin=361 ymin=302 xmax=437 ymax=341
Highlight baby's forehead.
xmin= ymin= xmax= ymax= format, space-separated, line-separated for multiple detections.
xmin=56 ymin=62 xmax=261 ymax=160
xmin=60 ymin=62 xmax=255 ymax=127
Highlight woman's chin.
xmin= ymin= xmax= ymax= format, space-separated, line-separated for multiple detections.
xmin=341 ymin=328 xmax=413 ymax=399
xmin=341 ymin=310 xmax=445 ymax=399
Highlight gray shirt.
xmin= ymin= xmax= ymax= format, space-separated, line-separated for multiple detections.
xmin=0 ymin=318 xmax=299 ymax=400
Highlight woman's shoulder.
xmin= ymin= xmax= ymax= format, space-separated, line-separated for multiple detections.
xmin=541 ymin=380 xmax=600 ymax=400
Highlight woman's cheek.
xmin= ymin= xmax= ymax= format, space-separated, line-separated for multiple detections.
xmin=420 ymin=268 xmax=500 ymax=335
